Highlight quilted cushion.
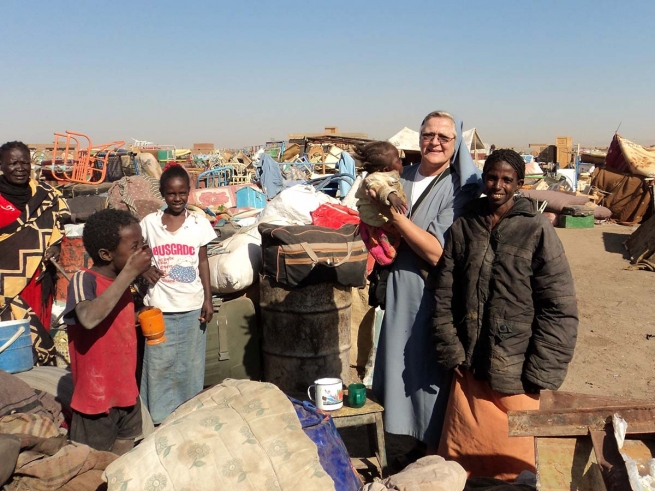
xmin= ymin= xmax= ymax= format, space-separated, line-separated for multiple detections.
xmin=103 ymin=380 xmax=336 ymax=491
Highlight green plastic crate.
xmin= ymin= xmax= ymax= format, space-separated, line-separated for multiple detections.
xmin=557 ymin=215 xmax=594 ymax=228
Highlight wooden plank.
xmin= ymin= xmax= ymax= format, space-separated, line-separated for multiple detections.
xmin=540 ymin=391 xmax=651 ymax=410
xmin=535 ymin=437 xmax=607 ymax=491
xmin=509 ymin=405 xmax=655 ymax=437
xmin=332 ymin=413 xmax=376 ymax=428
xmin=330 ymin=397 xmax=384 ymax=419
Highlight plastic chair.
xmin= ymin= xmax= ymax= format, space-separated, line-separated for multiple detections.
xmin=50 ymin=131 xmax=125 ymax=184
xmin=280 ymin=158 xmax=314 ymax=180
xmin=197 ymin=167 xmax=234 ymax=188
xmin=307 ymin=173 xmax=355 ymax=198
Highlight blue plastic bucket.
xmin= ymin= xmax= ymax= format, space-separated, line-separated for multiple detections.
xmin=0 ymin=319 xmax=33 ymax=374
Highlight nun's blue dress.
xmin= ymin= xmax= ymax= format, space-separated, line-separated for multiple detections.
xmin=372 ymin=120 xmax=481 ymax=446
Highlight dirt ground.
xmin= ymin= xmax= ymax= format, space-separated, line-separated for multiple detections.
xmin=557 ymin=222 xmax=655 ymax=399
xmin=342 ymin=222 xmax=655 ymax=480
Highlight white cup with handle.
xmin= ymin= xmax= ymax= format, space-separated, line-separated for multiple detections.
xmin=307 ymin=377 xmax=343 ymax=411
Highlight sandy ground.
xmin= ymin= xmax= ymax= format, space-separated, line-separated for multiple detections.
xmin=342 ymin=221 xmax=655 ymax=480
xmin=557 ymin=222 xmax=655 ymax=399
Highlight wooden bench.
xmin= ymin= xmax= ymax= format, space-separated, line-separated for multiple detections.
xmin=329 ymin=392 xmax=388 ymax=478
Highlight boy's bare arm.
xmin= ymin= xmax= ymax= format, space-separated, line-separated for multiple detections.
xmin=76 ymin=247 xmax=152 ymax=330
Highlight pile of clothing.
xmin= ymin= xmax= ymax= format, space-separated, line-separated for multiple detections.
xmin=0 ymin=369 xmax=116 ymax=490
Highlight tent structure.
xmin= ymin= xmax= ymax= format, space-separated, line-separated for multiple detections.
xmin=605 ymin=133 xmax=655 ymax=178
xmin=388 ymin=127 xmax=420 ymax=152
xmin=590 ymin=133 xmax=655 ymax=225
xmin=462 ymin=128 xmax=487 ymax=167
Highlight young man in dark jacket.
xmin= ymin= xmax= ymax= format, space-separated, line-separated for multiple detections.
xmin=431 ymin=149 xmax=578 ymax=480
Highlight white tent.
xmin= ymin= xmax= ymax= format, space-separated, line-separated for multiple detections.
xmin=462 ymin=128 xmax=486 ymax=154
xmin=388 ymin=127 xmax=420 ymax=152
xmin=462 ymin=128 xmax=487 ymax=169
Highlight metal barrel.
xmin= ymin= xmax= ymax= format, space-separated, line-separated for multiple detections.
xmin=260 ymin=276 xmax=352 ymax=393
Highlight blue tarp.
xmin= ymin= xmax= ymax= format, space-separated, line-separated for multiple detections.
xmin=337 ymin=152 xmax=356 ymax=197
xmin=257 ymin=153 xmax=284 ymax=200
xmin=289 ymin=396 xmax=361 ymax=491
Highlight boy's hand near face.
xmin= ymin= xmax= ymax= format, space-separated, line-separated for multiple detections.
xmin=124 ymin=245 xmax=153 ymax=280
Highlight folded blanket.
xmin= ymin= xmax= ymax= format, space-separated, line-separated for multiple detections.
xmin=103 ymin=380 xmax=337 ymax=491
xmin=0 ymin=370 xmax=64 ymax=427
xmin=1 ymin=413 xmax=117 ymax=491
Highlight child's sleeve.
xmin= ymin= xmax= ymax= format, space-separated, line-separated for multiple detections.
xmin=140 ymin=216 xmax=150 ymax=243
xmin=365 ymin=174 xmax=402 ymax=205
xmin=198 ymin=217 xmax=217 ymax=247
xmin=62 ymin=271 xmax=98 ymax=325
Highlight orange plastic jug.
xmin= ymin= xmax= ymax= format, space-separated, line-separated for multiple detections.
xmin=138 ymin=308 xmax=166 ymax=345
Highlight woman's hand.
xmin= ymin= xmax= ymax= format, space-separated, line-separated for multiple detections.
xmin=44 ymin=245 xmax=61 ymax=262
xmin=200 ymin=298 xmax=213 ymax=324
xmin=141 ymin=266 xmax=164 ymax=286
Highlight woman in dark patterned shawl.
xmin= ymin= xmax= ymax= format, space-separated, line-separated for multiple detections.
xmin=0 ymin=141 xmax=70 ymax=365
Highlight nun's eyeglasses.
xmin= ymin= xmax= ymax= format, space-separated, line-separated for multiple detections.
xmin=420 ymin=133 xmax=455 ymax=144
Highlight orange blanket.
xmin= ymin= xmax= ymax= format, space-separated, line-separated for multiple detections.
xmin=437 ymin=370 xmax=539 ymax=481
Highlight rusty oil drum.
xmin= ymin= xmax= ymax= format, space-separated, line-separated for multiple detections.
xmin=259 ymin=276 xmax=351 ymax=393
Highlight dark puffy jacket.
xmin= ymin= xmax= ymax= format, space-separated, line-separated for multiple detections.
xmin=432 ymin=196 xmax=578 ymax=394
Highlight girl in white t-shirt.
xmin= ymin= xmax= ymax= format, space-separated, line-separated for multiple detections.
xmin=139 ymin=164 xmax=216 ymax=424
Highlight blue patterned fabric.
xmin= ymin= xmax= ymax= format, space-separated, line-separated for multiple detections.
xmin=289 ymin=397 xmax=361 ymax=491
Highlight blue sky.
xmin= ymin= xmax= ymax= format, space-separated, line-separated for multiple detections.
xmin=2 ymin=0 xmax=653 ymax=149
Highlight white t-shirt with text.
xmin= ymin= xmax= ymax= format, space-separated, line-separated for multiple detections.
xmin=140 ymin=210 xmax=216 ymax=312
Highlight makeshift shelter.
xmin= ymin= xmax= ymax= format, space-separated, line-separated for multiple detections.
xmin=591 ymin=134 xmax=655 ymax=224
xmin=388 ymin=127 xmax=420 ymax=153
xmin=605 ymin=134 xmax=655 ymax=177
xmin=388 ymin=127 xmax=421 ymax=165
xmin=462 ymin=128 xmax=487 ymax=168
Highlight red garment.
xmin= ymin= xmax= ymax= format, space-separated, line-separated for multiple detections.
xmin=311 ymin=203 xmax=360 ymax=229
xmin=65 ymin=269 xmax=138 ymax=415
xmin=0 ymin=194 xmax=21 ymax=227
xmin=20 ymin=270 xmax=53 ymax=331
xmin=0 ymin=194 xmax=53 ymax=329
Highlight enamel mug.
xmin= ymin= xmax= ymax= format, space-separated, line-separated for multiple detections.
xmin=307 ymin=378 xmax=343 ymax=411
